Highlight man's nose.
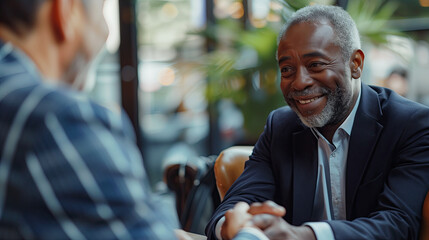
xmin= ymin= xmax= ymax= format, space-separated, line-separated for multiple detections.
xmin=292 ymin=66 xmax=314 ymax=91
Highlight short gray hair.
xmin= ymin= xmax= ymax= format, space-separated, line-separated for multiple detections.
xmin=278 ymin=5 xmax=361 ymax=62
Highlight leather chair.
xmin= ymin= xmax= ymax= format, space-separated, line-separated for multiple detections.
xmin=163 ymin=162 xmax=198 ymax=219
xmin=421 ymin=191 xmax=429 ymax=240
xmin=214 ymin=146 xmax=253 ymax=201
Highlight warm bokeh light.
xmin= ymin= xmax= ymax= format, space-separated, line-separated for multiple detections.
xmin=270 ymin=1 xmax=283 ymax=11
xmin=250 ymin=18 xmax=267 ymax=28
xmin=159 ymin=67 xmax=176 ymax=86
xmin=229 ymin=2 xmax=244 ymax=19
xmin=267 ymin=13 xmax=281 ymax=22
xmin=214 ymin=0 xmax=230 ymax=19
xmin=161 ymin=3 xmax=179 ymax=19
xmin=420 ymin=0 xmax=429 ymax=7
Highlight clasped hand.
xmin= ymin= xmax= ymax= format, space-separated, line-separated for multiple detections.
xmin=221 ymin=201 xmax=315 ymax=240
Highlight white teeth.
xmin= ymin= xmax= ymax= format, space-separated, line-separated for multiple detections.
xmin=298 ymin=96 xmax=320 ymax=104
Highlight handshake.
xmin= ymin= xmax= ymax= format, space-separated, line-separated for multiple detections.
xmin=221 ymin=201 xmax=316 ymax=240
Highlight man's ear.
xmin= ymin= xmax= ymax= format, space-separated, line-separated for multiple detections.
xmin=50 ymin=0 xmax=75 ymax=42
xmin=350 ymin=49 xmax=365 ymax=79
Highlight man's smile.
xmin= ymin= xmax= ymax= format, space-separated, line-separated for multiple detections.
xmin=291 ymin=94 xmax=327 ymax=116
xmin=296 ymin=95 xmax=322 ymax=104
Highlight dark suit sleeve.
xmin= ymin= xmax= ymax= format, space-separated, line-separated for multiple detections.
xmin=329 ymin=107 xmax=429 ymax=239
xmin=205 ymin=111 xmax=277 ymax=239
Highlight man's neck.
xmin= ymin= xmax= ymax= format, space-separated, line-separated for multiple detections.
xmin=317 ymin=82 xmax=362 ymax=143
xmin=317 ymin=125 xmax=338 ymax=144
xmin=0 ymin=25 xmax=62 ymax=81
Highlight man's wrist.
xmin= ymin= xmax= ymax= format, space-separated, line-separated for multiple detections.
xmin=304 ymin=222 xmax=335 ymax=240
xmin=238 ymin=227 xmax=269 ymax=240
xmin=296 ymin=225 xmax=317 ymax=240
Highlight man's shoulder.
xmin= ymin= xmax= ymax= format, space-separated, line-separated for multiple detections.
xmin=1 ymin=79 xmax=81 ymax=117
xmin=264 ymin=106 xmax=306 ymax=135
xmin=0 ymin=42 xmax=109 ymax=120
xmin=269 ymin=106 xmax=302 ymax=125
xmin=369 ymin=85 xmax=429 ymax=117
xmin=0 ymin=47 xmax=125 ymax=134
xmin=270 ymin=106 xmax=298 ymax=119
xmin=0 ymin=53 xmax=78 ymax=118
xmin=364 ymin=85 xmax=429 ymax=136
xmin=1 ymin=75 xmax=119 ymax=131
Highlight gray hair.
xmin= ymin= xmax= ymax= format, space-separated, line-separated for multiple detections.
xmin=278 ymin=5 xmax=361 ymax=62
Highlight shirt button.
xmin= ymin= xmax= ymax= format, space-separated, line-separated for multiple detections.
xmin=332 ymin=153 xmax=336 ymax=157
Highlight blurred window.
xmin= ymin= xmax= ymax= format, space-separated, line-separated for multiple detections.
xmin=135 ymin=0 xmax=209 ymax=187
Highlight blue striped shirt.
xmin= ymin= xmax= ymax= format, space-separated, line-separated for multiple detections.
xmin=0 ymin=40 xmax=177 ymax=239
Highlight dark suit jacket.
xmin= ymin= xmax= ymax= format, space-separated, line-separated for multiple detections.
xmin=206 ymin=84 xmax=429 ymax=239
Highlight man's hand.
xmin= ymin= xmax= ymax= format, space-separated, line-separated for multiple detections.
xmin=251 ymin=214 xmax=316 ymax=240
xmin=174 ymin=229 xmax=193 ymax=240
xmin=220 ymin=202 xmax=253 ymax=240
xmin=248 ymin=200 xmax=286 ymax=217
xmin=248 ymin=201 xmax=315 ymax=240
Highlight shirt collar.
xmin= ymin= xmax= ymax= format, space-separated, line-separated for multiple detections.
xmin=0 ymin=39 xmax=43 ymax=81
xmin=338 ymin=88 xmax=361 ymax=136
xmin=311 ymin=88 xmax=361 ymax=139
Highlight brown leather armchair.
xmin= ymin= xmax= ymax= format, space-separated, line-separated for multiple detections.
xmin=214 ymin=146 xmax=253 ymax=201
xmin=421 ymin=191 xmax=429 ymax=240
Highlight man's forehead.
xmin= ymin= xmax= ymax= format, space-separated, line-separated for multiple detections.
xmin=280 ymin=21 xmax=335 ymax=49
xmin=277 ymin=20 xmax=340 ymax=62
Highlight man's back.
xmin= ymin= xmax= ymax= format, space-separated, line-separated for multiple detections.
xmin=0 ymin=41 xmax=178 ymax=239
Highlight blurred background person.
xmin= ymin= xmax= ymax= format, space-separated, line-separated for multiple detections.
xmin=383 ymin=66 xmax=409 ymax=97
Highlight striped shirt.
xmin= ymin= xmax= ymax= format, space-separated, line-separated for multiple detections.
xmin=0 ymin=40 xmax=177 ymax=239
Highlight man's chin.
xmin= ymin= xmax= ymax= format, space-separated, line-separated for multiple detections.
xmin=294 ymin=106 xmax=331 ymax=128
xmin=299 ymin=115 xmax=326 ymax=128
xmin=61 ymin=52 xmax=93 ymax=91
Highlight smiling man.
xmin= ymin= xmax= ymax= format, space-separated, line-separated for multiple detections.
xmin=206 ymin=5 xmax=429 ymax=240
xmin=278 ymin=17 xmax=362 ymax=141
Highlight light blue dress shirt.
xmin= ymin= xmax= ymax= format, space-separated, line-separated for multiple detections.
xmin=305 ymin=89 xmax=361 ymax=240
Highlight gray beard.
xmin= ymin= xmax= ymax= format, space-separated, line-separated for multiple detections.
xmin=288 ymin=86 xmax=351 ymax=128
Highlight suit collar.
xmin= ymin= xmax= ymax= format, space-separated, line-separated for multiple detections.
xmin=345 ymin=83 xmax=383 ymax=218
xmin=354 ymin=83 xmax=383 ymax=120
xmin=0 ymin=39 xmax=42 ymax=81
xmin=292 ymin=127 xmax=318 ymax=225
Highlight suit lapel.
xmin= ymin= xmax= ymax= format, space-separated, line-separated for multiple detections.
xmin=292 ymin=128 xmax=318 ymax=225
xmin=345 ymin=84 xmax=383 ymax=219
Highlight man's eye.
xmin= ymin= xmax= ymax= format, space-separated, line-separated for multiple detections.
xmin=281 ymin=66 xmax=295 ymax=78
xmin=281 ymin=66 xmax=294 ymax=73
xmin=309 ymin=62 xmax=325 ymax=69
